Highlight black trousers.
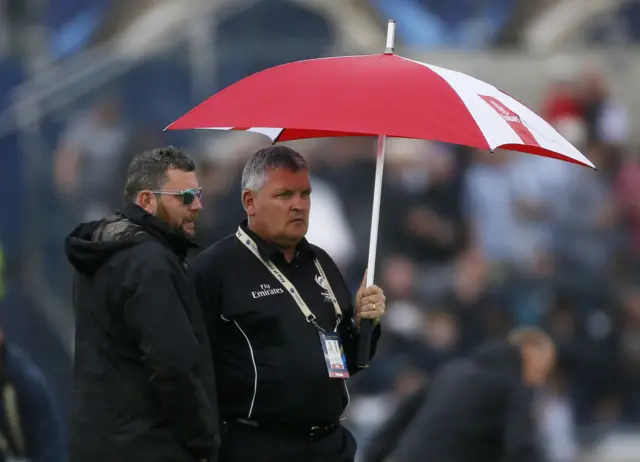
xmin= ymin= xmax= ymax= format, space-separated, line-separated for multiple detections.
xmin=219 ymin=420 xmax=357 ymax=462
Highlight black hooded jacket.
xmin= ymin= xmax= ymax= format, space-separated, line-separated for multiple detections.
xmin=387 ymin=341 xmax=542 ymax=462
xmin=64 ymin=204 xmax=219 ymax=462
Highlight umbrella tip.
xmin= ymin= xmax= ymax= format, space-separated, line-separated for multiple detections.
xmin=385 ymin=19 xmax=396 ymax=54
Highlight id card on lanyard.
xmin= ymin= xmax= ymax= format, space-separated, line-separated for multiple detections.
xmin=236 ymin=227 xmax=350 ymax=378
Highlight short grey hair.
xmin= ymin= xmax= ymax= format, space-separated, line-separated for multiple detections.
xmin=241 ymin=146 xmax=308 ymax=192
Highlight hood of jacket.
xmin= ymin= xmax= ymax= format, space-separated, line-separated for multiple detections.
xmin=64 ymin=203 xmax=199 ymax=277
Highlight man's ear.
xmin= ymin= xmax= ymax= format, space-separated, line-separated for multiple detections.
xmin=136 ymin=191 xmax=156 ymax=214
xmin=242 ymin=190 xmax=256 ymax=216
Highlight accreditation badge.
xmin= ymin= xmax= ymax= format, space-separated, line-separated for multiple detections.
xmin=318 ymin=331 xmax=350 ymax=378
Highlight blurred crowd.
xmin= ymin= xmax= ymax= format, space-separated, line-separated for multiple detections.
xmin=2 ymin=0 xmax=640 ymax=461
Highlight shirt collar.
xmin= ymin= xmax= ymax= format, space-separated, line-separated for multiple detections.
xmin=239 ymin=219 xmax=315 ymax=263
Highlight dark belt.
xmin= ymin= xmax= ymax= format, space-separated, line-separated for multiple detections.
xmin=230 ymin=418 xmax=339 ymax=440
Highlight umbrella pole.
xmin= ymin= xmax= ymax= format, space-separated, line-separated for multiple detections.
xmin=356 ymin=134 xmax=387 ymax=368
xmin=356 ymin=19 xmax=395 ymax=368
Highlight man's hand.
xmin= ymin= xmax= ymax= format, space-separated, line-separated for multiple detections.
xmin=355 ymin=270 xmax=386 ymax=327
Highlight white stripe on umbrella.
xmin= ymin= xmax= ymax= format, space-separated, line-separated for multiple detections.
xmin=406 ymin=57 xmax=587 ymax=163
xmin=197 ymin=127 xmax=285 ymax=141
xmin=409 ymin=58 xmax=528 ymax=149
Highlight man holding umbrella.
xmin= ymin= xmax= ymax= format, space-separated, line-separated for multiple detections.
xmin=190 ymin=145 xmax=387 ymax=462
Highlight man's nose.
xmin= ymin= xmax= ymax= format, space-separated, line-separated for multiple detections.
xmin=189 ymin=196 xmax=203 ymax=212
xmin=290 ymin=194 xmax=307 ymax=210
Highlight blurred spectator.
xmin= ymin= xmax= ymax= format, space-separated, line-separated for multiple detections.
xmin=306 ymin=174 xmax=356 ymax=271
xmin=615 ymin=148 xmax=640 ymax=270
xmin=537 ymin=370 xmax=579 ymax=462
xmin=462 ymin=148 xmax=523 ymax=322
xmin=463 ymin=149 xmax=515 ymax=273
xmin=191 ymin=134 xmax=271 ymax=248
xmin=542 ymin=78 xmax=584 ymax=126
xmin=390 ymin=327 xmax=555 ymax=462
xmin=545 ymin=292 xmax=620 ymax=426
xmin=383 ymin=139 xmax=468 ymax=303
xmin=580 ymin=69 xmax=629 ymax=147
xmin=361 ymin=382 xmax=430 ymax=462
xmin=617 ymin=287 xmax=640 ymax=423
xmin=0 ymin=328 xmax=64 ymax=462
xmin=0 ymin=244 xmax=5 ymax=303
xmin=53 ymin=94 xmax=130 ymax=222
xmin=550 ymin=144 xmax=620 ymax=305
xmin=309 ymin=137 xmax=378 ymax=282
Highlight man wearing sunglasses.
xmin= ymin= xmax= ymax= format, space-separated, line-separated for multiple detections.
xmin=64 ymin=146 xmax=220 ymax=462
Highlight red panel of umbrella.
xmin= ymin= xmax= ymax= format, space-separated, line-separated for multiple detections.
xmin=166 ymin=20 xmax=595 ymax=368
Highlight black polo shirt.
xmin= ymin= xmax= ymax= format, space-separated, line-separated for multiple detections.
xmin=190 ymin=221 xmax=381 ymax=425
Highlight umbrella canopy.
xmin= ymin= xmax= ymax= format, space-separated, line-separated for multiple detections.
xmin=167 ymin=53 xmax=593 ymax=169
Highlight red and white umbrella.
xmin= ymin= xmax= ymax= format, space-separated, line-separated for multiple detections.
xmin=167 ymin=20 xmax=594 ymax=366
xmin=167 ymin=25 xmax=592 ymax=169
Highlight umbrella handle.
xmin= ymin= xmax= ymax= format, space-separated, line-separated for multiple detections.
xmin=357 ymin=320 xmax=375 ymax=368
xmin=359 ymin=21 xmax=394 ymax=368
xmin=357 ymin=134 xmax=386 ymax=368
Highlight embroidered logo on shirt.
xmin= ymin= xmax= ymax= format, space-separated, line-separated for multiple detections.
xmin=315 ymin=274 xmax=333 ymax=302
xmin=252 ymin=283 xmax=284 ymax=299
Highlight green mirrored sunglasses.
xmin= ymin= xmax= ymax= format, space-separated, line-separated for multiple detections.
xmin=150 ymin=187 xmax=203 ymax=205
